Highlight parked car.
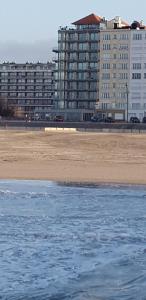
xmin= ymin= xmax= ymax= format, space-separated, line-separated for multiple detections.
xmin=90 ymin=116 xmax=98 ymax=122
xmin=104 ymin=117 xmax=114 ymax=123
xmin=130 ymin=117 xmax=140 ymax=123
xmin=142 ymin=117 xmax=146 ymax=123
xmin=53 ymin=115 xmax=64 ymax=122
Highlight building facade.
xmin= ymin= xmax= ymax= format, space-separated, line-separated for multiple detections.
xmin=129 ymin=28 xmax=146 ymax=120
xmin=54 ymin=14 xmax=146 ymax=121
xmin=53 ymin=14 xmax=107 ymax=121
xmin=0 ymin=62 xmax=55 ymax=119
xmin=98 ymin=17 xmax=131 ymax=120
xmin=98 ymin=18 xmax=146 ymax=121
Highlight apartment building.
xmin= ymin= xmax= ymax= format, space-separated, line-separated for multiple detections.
xmin=98 ymin=18 xmax=146 ymax=121
xmin=98 ymin=17 xmax=130 ymax=120
xmin=0 ymin=62 xmax=55 ymax=119
xmin=53 ymin=14 xmax=107 ymax=121
xmin=129 ymin=27 xmax=146 ymax=120
xmin=54 ymin=14 xmax=146 ymax=121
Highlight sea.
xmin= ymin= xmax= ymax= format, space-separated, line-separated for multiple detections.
xmin=0 ymin=180 xmax=146 ymax=300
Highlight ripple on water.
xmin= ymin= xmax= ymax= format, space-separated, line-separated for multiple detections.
xmin=0 ymin=180 xmax=146 ymax=299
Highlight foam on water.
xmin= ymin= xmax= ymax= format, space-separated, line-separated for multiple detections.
xmin=0 ymin=180 xmax=146 ymax=299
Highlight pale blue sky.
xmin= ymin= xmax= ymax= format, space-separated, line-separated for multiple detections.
xmin=0 ymin=0 xmax=145 ymax=61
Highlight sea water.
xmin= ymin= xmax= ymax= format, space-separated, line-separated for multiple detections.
xmin=0 ymin=180 xmax=146 ymax=300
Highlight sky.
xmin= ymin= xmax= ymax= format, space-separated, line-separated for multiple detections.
xmin=0 ymin=0 xmax=146 ymax=62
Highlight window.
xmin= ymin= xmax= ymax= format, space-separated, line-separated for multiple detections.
xmin=78 ymin=63 xmax=87 ymax=70
xmin=9 ymin=86 xmax=17 ymax=90
xmin=119 ymin=63 xmax=128 ymax=70
xmin=118 ymin=92 xmax=126 ymax=99
xmin=103 ymin=53 xmax=111 ymax=59
xmin=89 ymin=62 xmax=97 ymax=69
xmin=101 ymin=92 xmax=110 ymax=99
xmin=78 ymin=72 xmax=87 ymax=80
xmin=133 ymin=34 xmax=142 ymax=40
xmin=132 ymin=73 xmax=141 ymax=79
xmin=102 ymin=63 xmax=110 ymax=70
xmin=9 ymin=92 xmax=17 ymax=97
xmin=102 ymin=83 xmax=110 ymax=89
xmin=79 ymin=43 xmax=88 ymax=50
xmin=103 ymin=34 xmax=111 ymax=40
xmin=103 ymin=44 xmax=111 ymax=50
xmin=79 ymin=33 xmax=87 ymax=41
xmin=119 ymin=73 xmax=128 ymax=79
xmin=102 ymin=73 xmax=110 ymax=80
xmin=78 ymin=53 xmax=87 ymax=60
xmin=120 ymin=34 xmax=129 ymax=40
xmin=35 ymin=86 xmax=42 ymax=90
xmin=27 ymin=86 xmax=34 ymax=90
xmin=133 ymin=63 xmax=141 ymax=70
xmin=119 ymin=53 xmax=128 ymax=60
xmin=90 ymin=43 xmax=98 ymax=50
xmin=132 ymin=103 xmax=140 ymax=109
xmin=119 ymin=44 xmax=128 ymax=50
xmin=18 ymin=92 xmax=25 ymax=97
xmin=90 ymin=33 xmax=98 ymax=40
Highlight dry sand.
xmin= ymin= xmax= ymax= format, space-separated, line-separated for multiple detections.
xmin=0 ymin=129 xmax=146 ymax=185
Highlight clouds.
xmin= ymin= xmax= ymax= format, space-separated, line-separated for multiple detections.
xmin=0 ymin=39 xmax=57 ymax=63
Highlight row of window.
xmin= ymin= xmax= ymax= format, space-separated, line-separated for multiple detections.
xmin=0 ymin=79 xmax=52 ymax=84
xmin=101 ymin=73 xmax=146 ymax=80
xmin=68 ymin=62 xmax=98 ymax=70
xmin=100 ymin=93 xmax=126 ymax=99
xmin=102 ymin=73 xmax=128 ymax=80
xmin=9 ymin=100 xmax=52 ymax=105
xmin=0 ymin=72 xmax=52 ymax=77
xmin=59 ymin=32 xmax=99 ymax=42
xmin=102 ymin=63 xmax=146 ymax=70
xmin=0 ymin=92 xmax=53 ymax=97
xmin=64 ymin=53 xmax=98 ymax=61
xmin=102 ymin=33 xmax=146 ymax=41
xmin=0 ymin=86 xmax=52 ymax=91
xmin=0 ymin=65 xmax=52 ymax=71
xmin=102 ymin=63 xmax=128 ymax=70
xmin=67 ymin=91 xmax=97 ymax=100
xmin=102 ymin=44 xmax=128 ymax=51
xmin=102 ymin=53 xmax=129 ymax=60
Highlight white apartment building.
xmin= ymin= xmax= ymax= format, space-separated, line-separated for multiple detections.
xmin=129 ymin=29 xmax=146 ymax=120
xmin=98 ymin=18 xmax=146 ymax=121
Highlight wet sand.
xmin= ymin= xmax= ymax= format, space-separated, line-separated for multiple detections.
xmin=0 ymin=130 xmax=146 ymax=185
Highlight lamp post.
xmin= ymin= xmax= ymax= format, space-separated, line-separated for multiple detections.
xmin=125 ymin=83 xmax=129 ymax=122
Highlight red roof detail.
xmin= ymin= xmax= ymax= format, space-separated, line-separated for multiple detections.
xmin=72 ymin=14 xmax=103 ymax=25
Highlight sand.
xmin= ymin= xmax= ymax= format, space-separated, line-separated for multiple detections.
xmin=0 ymin=129 xmax=146 ymax=185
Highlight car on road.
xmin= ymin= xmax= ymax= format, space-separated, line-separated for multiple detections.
xmin=104 ymin=117 xmax=114 ymax=123
xmin=90 ymin=116 xmax=99 ymax=122
xmin=130 ymin=117 xmax=140 ymax=123
xmin=91 ymin=116 xmax=114 ymax=123
xmin=53 ymin=115 xmax=64 ymax=122
xmin=142 ymin=117 xmax=146 ymax=123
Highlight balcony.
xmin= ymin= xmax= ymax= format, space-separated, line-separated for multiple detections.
xmin=53 ymin=47 xmax=59 ymax=53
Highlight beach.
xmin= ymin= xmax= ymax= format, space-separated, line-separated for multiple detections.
xmin=0 ymin=129 xmax=146 ymax=185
